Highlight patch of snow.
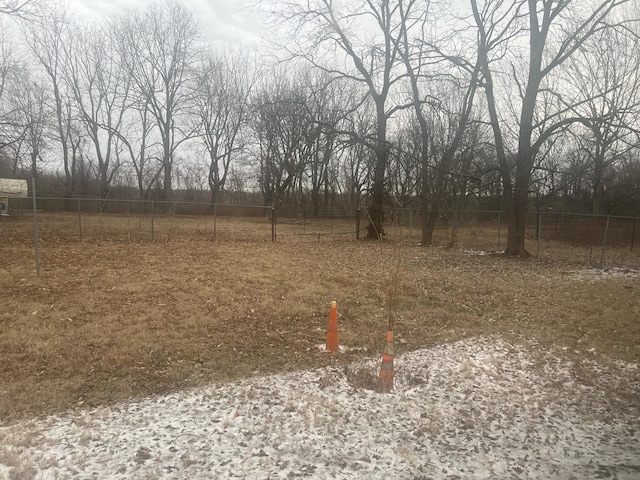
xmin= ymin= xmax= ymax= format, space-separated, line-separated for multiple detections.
xmin=462 ymin=249 xmax=497 ymax=256
xmin=316 ymin=344 xmax=366 ymax=353
xmin=570 ymin=266 xmax=640 ymax=280
xmin=0 ymin=337 xmax=638 ymax=479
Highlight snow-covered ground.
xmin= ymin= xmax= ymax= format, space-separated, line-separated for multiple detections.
xmin=1 ymin=337 xmax=638 ymax=479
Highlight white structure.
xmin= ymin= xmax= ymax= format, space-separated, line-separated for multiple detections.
xmin=0 ymin=178 xmax=28 ymax=215
xmin=0 ymin=178 xmax=28 ymax=197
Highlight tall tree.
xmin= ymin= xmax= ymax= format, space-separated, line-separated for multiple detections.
xmin=301 ymin=71 xmax=350 ymax=216
xmin=105 ymin=13 xmax=161 ymax=202
xmin=0 ymin=0 xmax=45 ymax=19
xmin=253 ymin=69 xmax=319 ymax=208
xmin=116 ymin=0 xmax=201 ymax=201
xmin=271 ymin=0 xmax=409 ymax=238
xmin=387 ymin=121 xmax=421 ymax=212
xmin=10 ymin=76 xmax=50 ymax=183
xmin=23 ymin=4 xmax=78 ymax=197
xmin=567 ymin=25 xmax=640 ymax=214
xmin=336 ymin=100 xmax=377 ymax=212
xmin=395 ymin=0 xmax=481 ymax=246
xmin=121 ymin=88 xmax=162 ymax=201
xmin=193 ymin=48 xmax=254 ymax=204
xmin=66 ymin=21 xmax=132 ymax=199
xmin=0 ymin=19 xmax=23 ymax=156
xmin=471 ymin=0 xmax=629 ymax=256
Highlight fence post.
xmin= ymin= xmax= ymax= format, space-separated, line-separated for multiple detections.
xmin=151 ymin=201 xmax=155 ymax=241
xmin=356 ymin=208 xmax=361 ymax=240
xmin=330 ymin=207 xmax=333 ymax=235
xmin=600 ymin=215 xmax=610 ymax=268
xmin=77 ymin=199 xmax=83 ymax=241
xmin=497 ymin=211 xmax=501 ymax=249
xmin=213 ymin=203 xmax=217 ymax=241
xmin=631 ymin=217 xmax=636 ymax=251
xmin=409 ymin=209 xmax=413 ymax=238
xmin=31 ymin=176 xmax=40 ymax=277
xmin=536 ymin=211 xmax=541 ymax=257
xmin=271 ymin=207 xmax=276 ymax=242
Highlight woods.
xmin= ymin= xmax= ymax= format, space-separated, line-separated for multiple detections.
xmin=1 ymin=0 xmax=639 ymax=252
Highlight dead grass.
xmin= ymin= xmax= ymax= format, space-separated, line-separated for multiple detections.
xmin=1 ymin=221 xmax=639 ymax=425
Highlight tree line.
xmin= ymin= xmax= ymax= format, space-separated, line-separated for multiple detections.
xmin=1 ymin=0 xmax=639 ymax=254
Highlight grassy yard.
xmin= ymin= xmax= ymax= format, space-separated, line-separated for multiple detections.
xmin=1 ymin=224 xmax=639 ymax=424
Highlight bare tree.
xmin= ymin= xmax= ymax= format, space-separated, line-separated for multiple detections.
xmin=0 ymin=20 xmax=14 ymax=105
xmin=193 ymin=48 xmax=255 ymax=204
xmin=104 ymin=15 xmax=161 ymax=202
xmin=66 ymin=21 xmax=132 ymax=199
xmin=9 ymin=76 xmax=50 ymax=183
xmin=302 ymin=72 xmax=355 ymax=217
xmin=471 ymin=0 xmax=629 ymax=256
xmin=0 ymin=0 xmax=46 ymax=19
xmin=335 ymin=101 xmax=377 ymax=212
xmin=393 ymin=0 xmax=482 ymax=245
xmin=116 ymin=0 xmax=202 ymax=201
xmin=121 ymin=91 xmax=163 ymax=201
xmin=566 ymin=24 xmax=640 ymax=214
xmin=387 ymin=120 xmax=421 ymax=213
xmin=22 ymin=4 xmax=80 ymax=198
xmin=253 ymin=69 xmax=319 ymax=208
xmin=270 ymin=0 xmax=410 ymax=238
xmin=606 ymin=151 xmax=640 ymax=212
xmin=226 ymin=164 xmax=250 ymax=204
xmin=0 ymin=19 xmax=23 ymax=155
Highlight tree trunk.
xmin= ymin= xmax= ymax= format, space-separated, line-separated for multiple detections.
xmin=312 ymin=187 xmax=320 ymax=217
xmin=210 ymin=186 xmax=220 ymax=205
xmin=419 ymin=150 xmax=435 ymax=246
xmin=163 ymin=157 xmax=172 ymax=201
xmin=504 ymin=169 xmax=530 ymax=256
xmin=421 ymin=207 xmax=438 ymax=246
xmin=365 ymin=100 xmax=388 ymax=239
xmin=366 ymin=169 xmax=385 ymax=239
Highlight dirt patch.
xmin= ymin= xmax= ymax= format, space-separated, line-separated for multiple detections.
xmin=1 ymin=233 xmax=638 ymax=424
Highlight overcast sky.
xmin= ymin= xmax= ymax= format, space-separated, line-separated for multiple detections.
xmin=68 ymin=0 xmax=264 ymax=47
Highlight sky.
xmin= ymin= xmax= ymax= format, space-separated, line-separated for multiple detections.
xmin=68 ymin=0 xmax=265 ymax=47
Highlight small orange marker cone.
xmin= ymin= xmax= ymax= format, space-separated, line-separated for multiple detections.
xmin=379 ymin=330 xmax=394 ymax=391
xmin=325 ymin=301 xmax=339 ymax=352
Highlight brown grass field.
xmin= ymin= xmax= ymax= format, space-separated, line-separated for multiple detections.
xmin=1 ymin=215 xmax=639 ymax=425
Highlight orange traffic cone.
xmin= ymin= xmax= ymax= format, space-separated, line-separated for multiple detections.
xmin=325 ymin=301 xmax=339 ymax=352
xmin=379 ymin=330 xmax=394 ymax=391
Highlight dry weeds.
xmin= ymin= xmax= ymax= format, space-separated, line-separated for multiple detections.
xmin=1 ymin=226 xmax=639 ymax=425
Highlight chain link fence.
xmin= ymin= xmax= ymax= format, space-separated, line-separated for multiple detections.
xmin=2 ymin=197 xmax=273 ymax=242
xmin=385 ymin=208 xmax=640 ymax=270
xmin=534 ymin=211 xmax=639 ymax=269
xmin=2 ymin=197 xmax=639 ymax=270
